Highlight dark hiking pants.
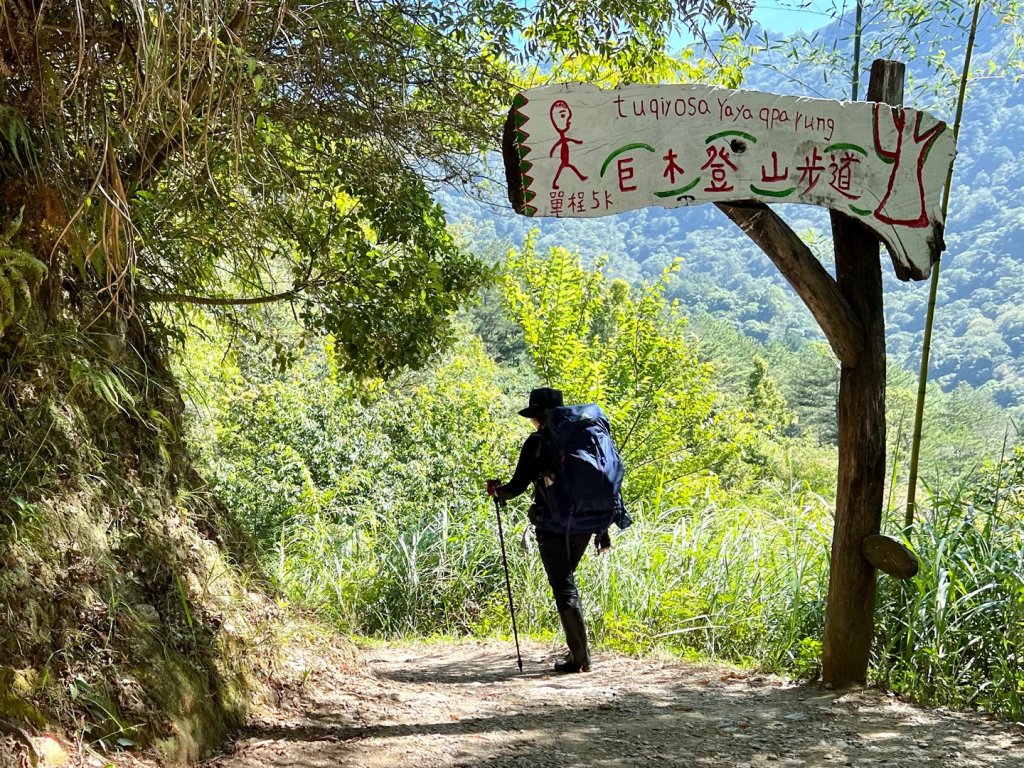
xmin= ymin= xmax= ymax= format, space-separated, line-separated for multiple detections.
xmin=536 ymin=528 xmax=592 ymax=611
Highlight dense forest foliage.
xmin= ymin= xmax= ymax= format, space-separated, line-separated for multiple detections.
xmin=443 ymin=8 xmax=1024 ymax=406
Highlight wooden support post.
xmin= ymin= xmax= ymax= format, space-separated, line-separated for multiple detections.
xmin=821 ymin=59 xmax=905 ymax=687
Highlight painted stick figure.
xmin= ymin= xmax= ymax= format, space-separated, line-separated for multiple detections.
xmin=549 ymin=100 xmax=588 ymax=190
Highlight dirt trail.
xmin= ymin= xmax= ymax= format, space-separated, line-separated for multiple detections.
xmin=206 ymin=639 xmax=1024 ymax=768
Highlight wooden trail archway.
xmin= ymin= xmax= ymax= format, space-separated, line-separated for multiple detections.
xmin=716 ymin=60 xmax=905 ymax=685
xmin=504 ymin=59 xmax=934 ymax=686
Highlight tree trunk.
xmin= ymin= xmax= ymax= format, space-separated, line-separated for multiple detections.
xmin=820 ymin=59 xmax=905 ymax=686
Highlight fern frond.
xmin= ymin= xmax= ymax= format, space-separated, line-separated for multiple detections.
xmin=0 ymin=214 xmax=47 ymax=336
xmin=8 ymin=251 xmax=47 ymax=283
xmin=0 ymin=206 xmax=24 ymax=247
xmin=0 ymin=270 xmax=12 ymax=330
xmin=0 ymin=104 xmax=35 ymax=170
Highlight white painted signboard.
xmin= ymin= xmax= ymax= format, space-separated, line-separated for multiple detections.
xmin=505 ymin=83 xmax=955 ymax=280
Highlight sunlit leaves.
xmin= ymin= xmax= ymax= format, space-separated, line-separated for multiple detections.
xmin=520 ymin=0 xmax=753 ymax=78
xmin=6 ymin=0 xmax=760 ymax=378
xmin=502 ymin=238 xmax=753 ymax=504
xmin=536 ymin=31 xmax=755 ymax=88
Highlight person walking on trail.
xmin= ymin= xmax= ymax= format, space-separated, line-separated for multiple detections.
xmin=487 ymin=387 xmax=630 ymax=674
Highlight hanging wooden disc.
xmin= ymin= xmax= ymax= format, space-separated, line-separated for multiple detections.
xmin=862 ymin=534 xmax=919 ymax=580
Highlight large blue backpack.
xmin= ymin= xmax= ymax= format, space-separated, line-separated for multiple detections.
xmin=538 ymin=404 xmax=628 ymax=534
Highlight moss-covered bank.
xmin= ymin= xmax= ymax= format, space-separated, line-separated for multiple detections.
xmin=0 ymin=300 xmax=289 ymax=764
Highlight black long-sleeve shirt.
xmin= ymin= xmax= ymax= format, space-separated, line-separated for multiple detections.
xmin=496 ymin=431 xmax=554 ymax=504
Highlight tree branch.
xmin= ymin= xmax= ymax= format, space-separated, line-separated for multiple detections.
xmin=136 ymin=287 xmax=299 ymax=307
xmin=716 ymin=201 xmax=865 ymax=366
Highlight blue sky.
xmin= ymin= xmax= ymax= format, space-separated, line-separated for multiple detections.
xmin=751 ymin=0 xmax=847 ymax=34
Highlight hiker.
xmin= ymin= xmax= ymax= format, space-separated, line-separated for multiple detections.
xmin=487 ymin=387 xmax=629 ymax=674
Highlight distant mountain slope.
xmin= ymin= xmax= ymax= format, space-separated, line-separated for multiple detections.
xmin=440 ymin=10 xmax=1024 ymax=406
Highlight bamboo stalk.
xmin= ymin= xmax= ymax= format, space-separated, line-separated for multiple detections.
xmin=905 ymin=0 xmax=983 ymax=531
xmin=851 ymin=0 xmax=864 ymax=100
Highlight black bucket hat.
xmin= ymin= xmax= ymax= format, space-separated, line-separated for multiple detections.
xmin=518 ymin=387 xmax=563 ymax=418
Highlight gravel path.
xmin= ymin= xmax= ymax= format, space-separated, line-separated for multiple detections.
xmin=205 ymin=639 xmax=1024 ymax=768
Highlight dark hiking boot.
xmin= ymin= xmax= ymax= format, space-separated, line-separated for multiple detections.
xmin=554 ymin=606 xmax=591 ymax=673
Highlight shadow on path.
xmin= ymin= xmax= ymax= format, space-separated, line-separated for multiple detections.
xmin=369 ymin=647 xmax=549 ymax=685
xmin=207 ymin=641 xmax=1024 ymax=768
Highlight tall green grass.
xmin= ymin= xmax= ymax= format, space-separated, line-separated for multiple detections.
xmin=264 ymin=478 xmax=1024 ymax=720
xmin=262 ymin=475 xmax=836 ymax=670
xmin=272 ymin=490 xmax=513 ymax=636
xmin=874 ymin=476 xmax=1024 ymax=718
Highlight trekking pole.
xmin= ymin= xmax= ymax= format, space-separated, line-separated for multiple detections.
xmin=492 ymin=496 xmax=524 ymax=673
